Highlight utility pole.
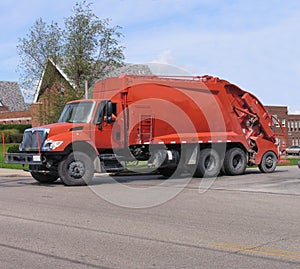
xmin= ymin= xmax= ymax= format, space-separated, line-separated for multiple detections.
xmin=85 ymin=80 xmax=88 ymax=99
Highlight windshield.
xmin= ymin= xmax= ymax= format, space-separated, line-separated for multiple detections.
xmin=58 ymin=101 xmax=95 ymax=123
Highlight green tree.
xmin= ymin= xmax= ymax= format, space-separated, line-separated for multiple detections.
xmin=17 ymin=0 xmax=124 ymax=99
xmin=64 ymin=1 xmax=124 ymax=92
xmin=17 ymin=19 xmax=63 ymax=96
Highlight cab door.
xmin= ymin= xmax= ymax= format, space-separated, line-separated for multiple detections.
xmin=92 ymin=101 xmax=121 ymax=150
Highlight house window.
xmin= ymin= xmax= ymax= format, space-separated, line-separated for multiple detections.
xmin=281 ymin=118 xmax=286 ymax=127
xmin=273 ymin=115 xmax=279 ymax=127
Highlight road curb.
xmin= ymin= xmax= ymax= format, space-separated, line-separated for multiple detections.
xmin=0 ymin=169 xmax=30 ymax=177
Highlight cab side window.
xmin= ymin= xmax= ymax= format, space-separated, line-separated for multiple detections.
xmin=104 ymin=103 xmax=117 ymax=122
xmin=94 ymin=102 xmax=117 ymax=124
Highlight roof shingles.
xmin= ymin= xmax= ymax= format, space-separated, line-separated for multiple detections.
xmin=0 ymin=81 xmax=27 ymax=112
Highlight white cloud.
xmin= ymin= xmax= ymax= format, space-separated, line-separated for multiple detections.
xmin=151 ymin=50 xmax=175 ymax=65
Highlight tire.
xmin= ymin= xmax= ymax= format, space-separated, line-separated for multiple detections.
xmin=58 ymin=151 xmax=94 ymax=186
xmin=194 ymin=148 xmax=221 ymax=178
xmin=158 ymin=168 xmax=176 ymax=178
xmin=258 ymin=151 xmax=277 ymax=173
xmin=222 ymin=147 xmax=247 ymax=175
xmin=31 ymin=171 xmax=59 ymax=184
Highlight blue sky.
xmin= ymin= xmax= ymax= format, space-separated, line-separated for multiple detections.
xmin=0 ymin=0 xmax=300 ymax=112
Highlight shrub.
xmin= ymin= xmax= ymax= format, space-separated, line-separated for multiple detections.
xmin=0 ymin=124 xmax=31 ymax=133
xmin=7 ymin=144 xmax=20 ymax=153
xmin=0 ymin=125 xmax=30 ymax=143
xmin=10 ymin=133 xmax=24 ymax=143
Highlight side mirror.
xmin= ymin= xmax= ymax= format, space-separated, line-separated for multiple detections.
xmin=106 ymin=101 xmax=113 ymax=124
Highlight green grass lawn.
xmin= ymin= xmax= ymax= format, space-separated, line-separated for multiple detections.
xmin=0 ymin=144 xmax=23 ymax=169
xmin=279 ymin=156 xmax=299 ymax=166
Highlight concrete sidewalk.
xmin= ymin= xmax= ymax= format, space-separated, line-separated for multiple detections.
xmin=0 ymin=168 xmax=30 ymax=177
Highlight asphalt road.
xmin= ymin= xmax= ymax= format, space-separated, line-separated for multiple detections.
xmin=0 ymin=166 xmax=300 ymax=268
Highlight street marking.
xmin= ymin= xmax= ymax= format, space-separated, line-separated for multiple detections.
xmin=209 ymin=242 xmax=300 ymax=260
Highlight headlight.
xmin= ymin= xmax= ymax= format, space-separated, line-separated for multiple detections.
xmin=42 ymin=140 xmax=64 ymax=151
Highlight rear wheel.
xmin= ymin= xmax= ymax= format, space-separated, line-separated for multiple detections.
xmin=258 ymin=151 xmax=277 ymax=173
xmin=194 ymin=148 xmax=221 ymax=178
xmin=222 ymin=147 xmax=247 ymax=175
xmin=31 ymin=171 xmax=59 ymax=184
xmin=58 ymin=151 xmax=94 ymax=186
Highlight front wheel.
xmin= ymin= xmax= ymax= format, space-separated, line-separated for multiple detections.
xmin=31 ymin=171 xmax=59 ymax=184
xmin=58 ymin=152 xmax=94 ymax=186
xmin=158 ymin=168 xmax=176 ymax=178
xmin=258 ymin=151 xmax=277 ymax=173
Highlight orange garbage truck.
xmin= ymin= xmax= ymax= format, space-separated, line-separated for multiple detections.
xmin=6 ymin=75 xmax=282 ymax=185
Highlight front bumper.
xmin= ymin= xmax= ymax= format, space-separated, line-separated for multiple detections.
xmin=5 ymin=153 xmax=42 ymax=165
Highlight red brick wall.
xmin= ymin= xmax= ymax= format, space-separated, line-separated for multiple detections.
xmin=30 ymin=103 xmax=43 ymax=127
xmin=31 ymin=82 xmax=78 ymax=127
xmin=265 ymin=106 xmax=300 ymax=147
xmin=30 ymin=86 xmax=59 ymax=127
xmin=0 ymin=106 xmax=9 ymax=112
xmin=0 ymin=110 xmax=31 ymax=125
xmin=286 ymin=114 xmax=300 ymax=146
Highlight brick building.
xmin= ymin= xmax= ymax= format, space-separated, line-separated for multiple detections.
xmin=265 ymin=105 xmax=300 ymax=148
xmin=30 ymin=59 xmax=76 ymax=127
xmin=286 ymin=113 xmax=300 ymax=147
xmin=0 ymin=81 xmax=31 ymax=125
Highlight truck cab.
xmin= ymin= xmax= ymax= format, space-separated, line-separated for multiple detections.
xmin=6 ymin=98 xmax=121 ymax=185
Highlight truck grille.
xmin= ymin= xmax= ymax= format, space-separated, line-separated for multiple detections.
xmin=20 ymin=128 xmax=49 ymax=151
